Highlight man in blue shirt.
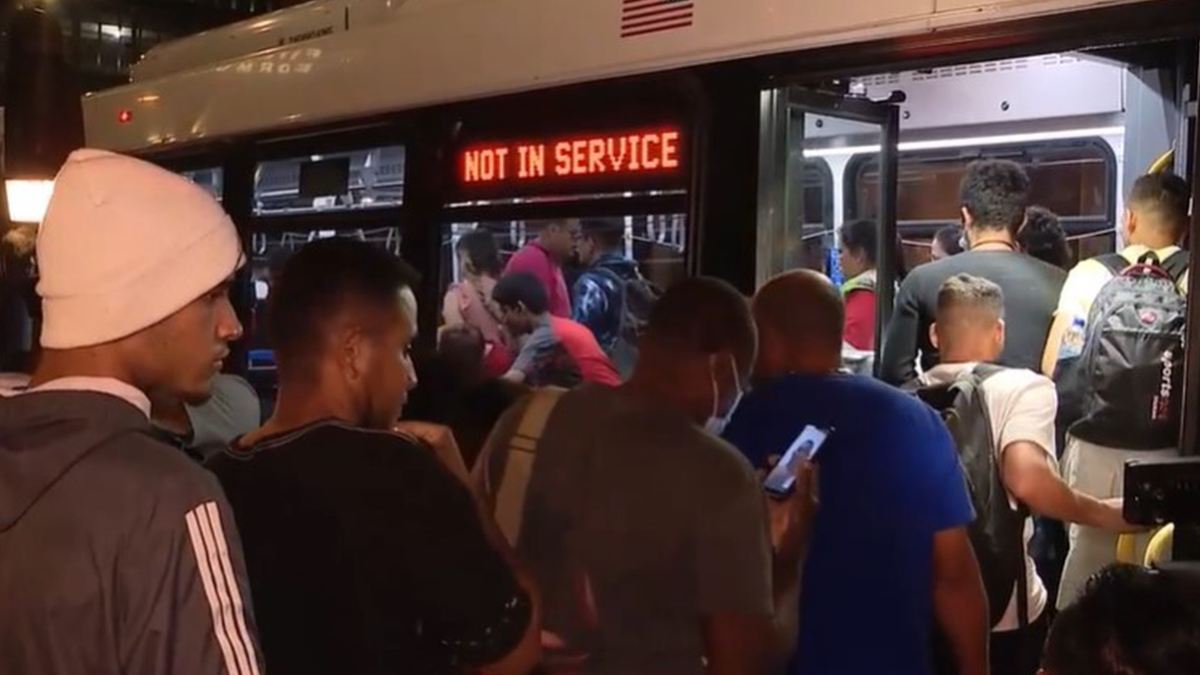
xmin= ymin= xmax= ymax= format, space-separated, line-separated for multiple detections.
xmin=724 ymin=270 xmax=988 ymax=675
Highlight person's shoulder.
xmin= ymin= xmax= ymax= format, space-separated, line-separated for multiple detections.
xmin=224 ymin=422 xmax=429 ymax=467
xmin=1017 ymin=253 xmax=1068 ymax=283
xmin=683 ymin=425 xmax=760 ymax=485
xmin=93 ymin=431 xmax=229 ymax=508
xmin=986 ymin=367 xmax=1055 ymax=398
xmin=902 ymin=257 xmax=949 ymax=285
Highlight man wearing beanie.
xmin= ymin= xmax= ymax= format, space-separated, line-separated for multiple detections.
xmin=0 ymin=150 xmax=263 ymax=675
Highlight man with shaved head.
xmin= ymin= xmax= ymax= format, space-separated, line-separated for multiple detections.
xmin=724 ymin=270 xmax=988 ymax=675
xmin=919 ymin=274 xmax=1132 ymax=675
xmin=475 ymin=276 xmax=817 ymax=675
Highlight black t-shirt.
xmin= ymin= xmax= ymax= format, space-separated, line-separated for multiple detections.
xmin=880 ymin=250 xmax=1066 ymax=385
xmin=207 ymin=421 xmax=530 ymax=675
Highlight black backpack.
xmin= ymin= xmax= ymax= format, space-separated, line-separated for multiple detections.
xmin=916 ymin=364 xmax=1028 ymax=629
xmin=1064 ymin=251 xmax=1188 ymax=450
xmin=597 ymin=266 xmax=661 ymax=380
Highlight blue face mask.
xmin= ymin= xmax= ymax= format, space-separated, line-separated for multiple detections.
xmin=704 ymin=356 xmax=743 ymax=436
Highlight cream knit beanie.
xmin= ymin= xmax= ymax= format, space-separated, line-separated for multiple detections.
xmin=37 ymin=149 xmax=244 ymax=349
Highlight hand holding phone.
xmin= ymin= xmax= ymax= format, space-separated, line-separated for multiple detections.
xmin=764 ymin=425 xmax=831 ymax=499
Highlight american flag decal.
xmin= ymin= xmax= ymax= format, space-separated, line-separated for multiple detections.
xmin=621 ymin=0 xmax=694 ymax=38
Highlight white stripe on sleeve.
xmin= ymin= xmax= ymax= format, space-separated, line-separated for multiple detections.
xmin=202 ymin=502 xmax=261 ymax=675
xmin=185 ymin=507 xmax=242 ymax=675
xmin=186 ymin=501 xmax=260 ymax=675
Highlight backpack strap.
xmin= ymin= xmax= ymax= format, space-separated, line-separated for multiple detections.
xmin=1161 ymin=249 xmax=1190 ymax=284
xmin=494 ymin=386 xmax=567 ymax=546
xmin=971 ymin=363 xmax=1007 ymax=383
xmin=966 ymin=362 xmax=1032 ymax=628
xmin=1096 ymin=252 xmax=1128 ymax=277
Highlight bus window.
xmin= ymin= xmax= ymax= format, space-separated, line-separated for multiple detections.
xmin=180 ymin=167 xmax=224 ymax=202
xmin=852 ymin=139 xmax=1116 ymax=269
xmin=254 ymin=145 xmax=405 ymax=216
xmin=440 ymin=213 xmax=686 ymax=310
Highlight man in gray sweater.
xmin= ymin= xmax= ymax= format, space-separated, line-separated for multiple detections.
xmin=0 ymin=149 xmax=262 ymax=675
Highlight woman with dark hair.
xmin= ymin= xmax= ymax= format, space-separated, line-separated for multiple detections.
xmin=1018 ymin=206 xmax=1073 ymax=271
xmin=442 ymin=229 xmax=512 ymax=376
xmin=838 ymin=219 xmax=883 ymax=351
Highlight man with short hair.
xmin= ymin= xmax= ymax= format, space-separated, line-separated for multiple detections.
xmin=881 ymin=159 xmax=1066 ymax=385
xmin=474 ymin=277 xmax=817 ymax=675
xmin=725 ymin=270 xmax=988 ymax=675
xmin=1042 ymin=564 xmax=1200 ymax=675
xmin=494 ymin=272 xmax=620 ymax=387
xmin=919 ymin=274 xmax=1131 ymax=675
xmin=505 ymin=218 xmax=580 ymax=318
xmin=1043 ymin=172 xmax=1192 ymax=608
xmin=207 ymin=240 xmax=541 ymax=675
xmin=0 ymin=149 xmax=261 ymax=675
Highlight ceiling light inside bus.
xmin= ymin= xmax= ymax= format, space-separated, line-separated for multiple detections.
xmin=6 ymin=179 xmax=54 ymax=223
xmin=802 ymin=126 xmax=1125 ymax=158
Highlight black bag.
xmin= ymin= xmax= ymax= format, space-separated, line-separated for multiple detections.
xmin=1066 ymin=251 xmax=1188 ymax=449
xmin=916 ymin=364 xmax=1028 ymax=629
xmin=598 ymin=267 xmax=661 ymax=380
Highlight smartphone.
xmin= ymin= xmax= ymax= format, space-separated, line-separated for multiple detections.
xmin=764 ymin=425 xmax=832 ymax=499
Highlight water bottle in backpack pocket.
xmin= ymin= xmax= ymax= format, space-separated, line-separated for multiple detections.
xmin=1065 ymin=251 xmax=1188 ymax=450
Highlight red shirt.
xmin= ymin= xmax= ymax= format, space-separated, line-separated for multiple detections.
xmin=843 ymin=289 xmax=877 ymax=351
xmin=551 ymin=317 xmax=621 ymax=386
xmin=505 ymin=242 xmax=571 ymax=318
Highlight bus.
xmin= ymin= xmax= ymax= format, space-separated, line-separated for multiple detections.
xmin=79 ymin=0 xmax=1200 ymax=445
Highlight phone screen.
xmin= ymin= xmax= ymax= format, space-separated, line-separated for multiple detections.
xmin=763 ymin=425 xmax=831 ymax=498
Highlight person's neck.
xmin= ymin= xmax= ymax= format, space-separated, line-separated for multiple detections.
xmin=624 ymin=367 xmax=709 ymax=425
xmin=1129 ymin=236 xmax=1178 ymax=251
xmin=29 ymin=348 xmax=137 ymax=390
xmin=246 ymin=381 xmax=363 ymax=444
xmin=151 ymin=396 xmax=193 ymax=436
xmin=937 ymin=350 xmax=995 ymax=366
xmin=969 ymin=230 xmax=1015 ymax=251
xmin=771 ymin=358 xmax=838 ymax=380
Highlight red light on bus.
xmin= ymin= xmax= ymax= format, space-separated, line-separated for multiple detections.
xmin=118 ymin=110 xmax=133 ymax=124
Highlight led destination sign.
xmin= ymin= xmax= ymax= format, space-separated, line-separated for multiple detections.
xmin=460 ymin=128 xmax=683 ymax=186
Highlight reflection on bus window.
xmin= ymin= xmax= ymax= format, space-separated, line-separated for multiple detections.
xmin=852 ymin=139 xmax=1115 ymax=270
xmin=440 ymin=215 xmax=686 ymax=299
xmin=759 ymin=160 xmax=835 ymax=282
xmin=439 ymin=213 xmax=685 ymax=375
xmin=181 ymin=167 xmax=224 ymax=202
xmin=244 ymin=226 xmax=403 ymax=380
xmin=254 ymin=145 xmax=405 ymax=216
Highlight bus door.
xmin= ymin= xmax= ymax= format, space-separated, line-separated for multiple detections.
xmin=757 ymin=87 xmax=899 ymax=374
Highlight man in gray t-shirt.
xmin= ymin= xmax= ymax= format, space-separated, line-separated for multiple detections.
xmin=474 ymin=278 xmax=815 ymax=675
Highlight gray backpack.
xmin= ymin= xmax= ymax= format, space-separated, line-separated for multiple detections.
xmin=1068 ymin=251 xmax=1188 ymax=449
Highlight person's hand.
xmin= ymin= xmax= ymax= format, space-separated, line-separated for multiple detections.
xmin=392 ymin=421 xmax=470 ymax=484
xmin=767 ymin=460 xmax=819 ymax=566
xmin=1102 ymin=497 xmax=1149 ymax=534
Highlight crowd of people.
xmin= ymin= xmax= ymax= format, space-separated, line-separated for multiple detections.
xmin=0 ymin=147 xmax=1197 ymax=675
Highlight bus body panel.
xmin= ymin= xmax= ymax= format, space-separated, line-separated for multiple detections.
xmin=83 ymin=0 xmax=1147 ymax=152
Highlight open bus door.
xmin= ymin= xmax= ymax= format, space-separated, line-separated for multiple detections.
xmin=757 ymin=86 xmax=900 ymax=376
xmin=1182 ymin=45 xmax=1200 ymax=460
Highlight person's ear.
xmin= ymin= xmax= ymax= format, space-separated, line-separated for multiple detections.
xmin=961 ymin=206 xmax=973 ymax=229
xmin=341 ymin=327 xmax=371 ymax=383
xmin=1123 ymin=207 xmax=1137 ymax=240
xmin=929 ymin=322 xmax=940 ymax=351
xmin=995 ymin=317 xmax=1007 ymax=350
